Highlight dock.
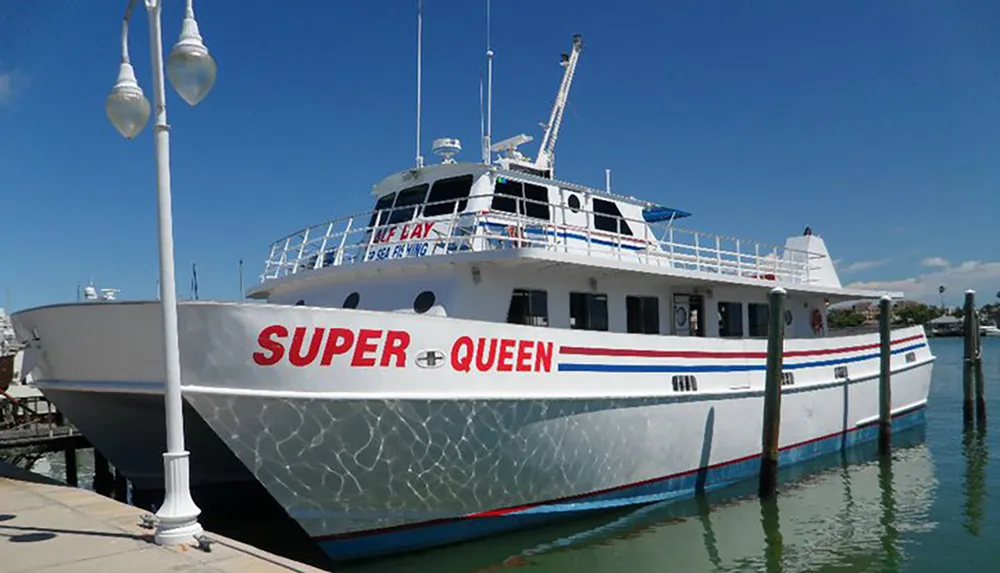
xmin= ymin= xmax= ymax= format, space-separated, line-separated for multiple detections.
xmin=0 ymin=461 xmax=329 ymax=573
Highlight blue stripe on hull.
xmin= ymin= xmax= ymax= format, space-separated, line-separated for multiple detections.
xmin=316 ymin=405 xmax=926 ymax=562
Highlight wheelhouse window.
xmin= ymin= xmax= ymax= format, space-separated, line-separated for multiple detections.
xmin=385 ymin=184 xmax=429 ymax=225
xmin=570 ymin=292 xmax=609 ymax=331
xmin=506 ymin=289 xmax=549 ymax=327
xmin=490 ymin=177 xmax=551 ymax=221
xmin=423 ymin=175 xmax=474 ymax=217
xmin=718 ymin=302 xmax=744 ymax=337
xmin=367 ymin=192 xmax=396 ymax=227
xmin=748 ymin=303 xmax=769 ymax=337
xmin=627 ymin=296 xmax=660 ymax=334
xmin=593 ymin=198 xmax=633 ymax=236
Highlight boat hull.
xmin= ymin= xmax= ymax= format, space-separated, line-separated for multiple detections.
xmin=12 ymin=301 xmax=934 ymax=561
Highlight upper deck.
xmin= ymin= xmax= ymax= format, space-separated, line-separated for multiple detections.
xmin=250 ymin=163 xmax=865 ymax=300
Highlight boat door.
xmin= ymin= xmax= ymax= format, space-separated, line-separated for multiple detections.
xmin=673 ymin=294 xmax=705 ymax=336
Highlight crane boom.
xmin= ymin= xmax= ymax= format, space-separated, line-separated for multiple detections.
xmin=535 ymin=34 xmax=583 ymax=173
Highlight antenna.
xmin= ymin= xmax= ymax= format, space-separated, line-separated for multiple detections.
xmin=605 ymin=168 xmax=611 ymax=193
xmin=483 ymin=0 xmax=494 ymax=165
xmin=415 ymin=0 xmax=424 ymax=168
xmin=238 ymin=259 xmax=244 ymax=299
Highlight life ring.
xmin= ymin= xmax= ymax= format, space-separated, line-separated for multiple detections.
xmin=811 ymin=309 xmax=824 ymax=334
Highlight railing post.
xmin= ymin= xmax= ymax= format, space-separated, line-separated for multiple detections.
xmin=669 ymin=227 xmax=675 ymax=265
xmin=878 ymin=295 xmax=892 ymax=454
xmin=315 ymin=222 xmax=334 ymax=269
xmin=715 ymin=235 xmax=722 ymax=274
xmin=694 ymin=233 xmax=701 ymax=272
xmin=736 ymin=238 xmax=742 ymax=276
xmin=755 ymin=243 xmax=761 ymax=278
xmin=291 ymin=228 xmax=310 ymax=274
xmin=335 ymin=218 xmax=353 ymax=266
xmin=760 ymin=286 xmax=786 ymax=498
xmin=964 ymin=290 xmax=977 ymax=427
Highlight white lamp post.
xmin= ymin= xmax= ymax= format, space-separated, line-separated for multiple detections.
xmin=105 ymin=0 xmax=217 ymax=546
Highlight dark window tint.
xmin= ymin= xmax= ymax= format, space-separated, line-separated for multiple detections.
xmin=414 ymin=291 xmax=436 ymax=313
xmin=491 ymin=178 xmax=520 ymax=214
xmin=491 ymin=177 xmax=550 ymax=221
xmin=386 ymin=184 xmax=429 ymax=225
xmin=748 ymin=303 xmax=769 ymax=337
xmin=570 ymin=292 xmax=609 ymax=331
xmin=368 ymin=192 xmax=396 ymax=227
xmin=593 ymin=198 xmax=633 ymax=236
xmin=506 ymin=289 xmax=549 ymax=327
xmin=522 ymin=183 xmax=550 ymax=220
xmin=343 ymin=292 xmax=360 ymax=309
xmin=718 ymin=302 xmax=744 ymax=337
xmin=423 ymin=175 xmax=474 ymax=217
xmin=627 ymin=296 xmax=660 ymax=334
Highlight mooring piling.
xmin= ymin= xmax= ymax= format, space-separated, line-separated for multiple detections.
xmin=878 ymin=295 xmax=892 ymax=454
xmin=963 ymin=291 xmax=977 ymax=426
xmin=759 ymin=286 xmax=786 ymax=498
xmin=93 ymin=449 xmax=114 ymax=497
xmin=974 ymin=307 xmax=987 ymax=425
xmin=64 ymin=446 xmax=78 ymax=487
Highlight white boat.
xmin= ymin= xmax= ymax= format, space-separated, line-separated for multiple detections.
xmin=12 ymin=33 xmax=934 ymax=562
xmin=980 ymin=324 xmax=1000 ymax=337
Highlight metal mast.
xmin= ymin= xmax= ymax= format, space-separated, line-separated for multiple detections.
xmin=534 ymin=34 xmax=583 ymax=174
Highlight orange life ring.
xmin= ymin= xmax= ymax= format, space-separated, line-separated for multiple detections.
xmin=811 ymin=309 xmax=824 ymax=334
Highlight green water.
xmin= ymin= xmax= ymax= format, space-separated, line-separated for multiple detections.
xmin=343 ymin=337 xmax=999 ymax=573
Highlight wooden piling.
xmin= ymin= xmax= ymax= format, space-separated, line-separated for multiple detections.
xmin=64 ymin=447 xmax=78 ymax=487
xmin=93 ymin=450 xmax=114 ymax=497
xmin=113 ymin=468 xmax=128 ymax=503
xmin=878 ymin=295 xmax=892 ymax=454
xmin=759 ymin=287 xmax=786 ymax=498
xmin=963 ymin=291 xmax=976 ymax=426
xmin=974 ymin=308 xmax=987 ymax=425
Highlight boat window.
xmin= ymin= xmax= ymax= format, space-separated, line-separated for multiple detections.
xmin=367 ymin=192 xmax=397 ymax=227
xmin=567 ymin=193 xmax=581 ymax=212
xmin=748 ymin=303 xmax=769 ymax=337
xmin=593 ymin=198 xmax=633 ymax=236
xmin=413 ymin=291 xmax=436 ymax=314
xmin=343 ymin=292 xmax=360 ymax=309
xmin=570 ymin=292 xmax=609 ymax=331
xmin=386 ymin=184 xmax=429 ymax=225
xmin=490 ymin=177 xmax=551 ymax=221
xmin=626 ymin=295 xmax=660 ymax=334
xmin=522 ymin=183 xmax=551 ymax=220
xmin=718 ymin=302 xmax=744 ymax=337
xmin=491 ymin=178 xmax=521 ymax=214
xmin=423 ymin=175 xmax=474 ymax=217
xmin=506 ymin=289 xmax=549 ymax=327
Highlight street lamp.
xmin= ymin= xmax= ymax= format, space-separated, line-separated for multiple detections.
xmin=105 ymin=0 xmax=216 ymax=546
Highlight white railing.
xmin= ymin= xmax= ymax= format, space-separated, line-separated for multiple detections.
xmin=259 ymin=193 xmax=824 ymax=285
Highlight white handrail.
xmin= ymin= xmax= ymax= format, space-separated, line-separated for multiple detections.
xmin=258 ymin=191 xmax=822 ymax=285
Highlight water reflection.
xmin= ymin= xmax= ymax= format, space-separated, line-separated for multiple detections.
xmin=342 ymin=427 xmax=936 ymax=573
xmin=962 ymin=425 xmax=987 ymax=537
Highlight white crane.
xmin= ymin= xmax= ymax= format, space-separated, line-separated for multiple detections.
xmin=491 ymin=34 xmax=583 ymax=178
xmin=535 ymin=33 xmax=583 ymax=174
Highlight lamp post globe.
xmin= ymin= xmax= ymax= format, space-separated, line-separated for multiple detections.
xmin=166 ymin=14 xmax=217 ymax=106
xmin=106 ymin=62 xmax=151 ymax=139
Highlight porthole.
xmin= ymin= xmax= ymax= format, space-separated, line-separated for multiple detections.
xmin=413 ymin=291 xmax=436 ymax=314
xmin=343 ymin=292 xmax=360 ymax=309
xmin=567 ymin=194 xmax=581 ymax=212
xmin=294 ymin=300 xmax=305 ymax=306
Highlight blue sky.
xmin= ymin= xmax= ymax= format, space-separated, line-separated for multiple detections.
xmin=1 ymin=1 xmax=998 ymax=311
